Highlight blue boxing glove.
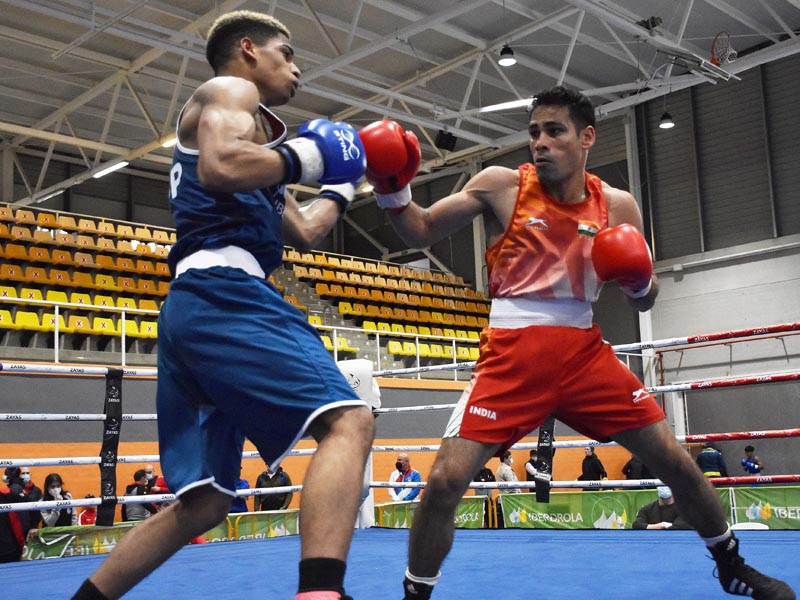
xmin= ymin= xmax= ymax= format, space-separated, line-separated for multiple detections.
xmin=275 ymin=119 xmax=366 ymax=185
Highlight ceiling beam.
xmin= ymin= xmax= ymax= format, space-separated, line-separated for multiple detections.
xmin=701 ymin=0 xmax=781 ymax=42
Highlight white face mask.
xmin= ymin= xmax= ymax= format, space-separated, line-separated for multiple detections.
xmin=1 ymin=475 xmax=7 ymax=483
xmin=508 ymin=458 xmax=514 ymax=465
xmin=22 ymin=474 xmax=31 ymax=483
xmin=50 ymin=487 xmax=62 ymax=496
xmin=145 ymin=472 xmax=154 ymax=480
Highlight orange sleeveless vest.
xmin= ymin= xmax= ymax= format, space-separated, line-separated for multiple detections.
xmin=485 ymin=164 xmax=608 ymax=303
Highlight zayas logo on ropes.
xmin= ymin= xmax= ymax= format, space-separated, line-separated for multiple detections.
xmin=335 ymin=128 xmax=361 ymax=161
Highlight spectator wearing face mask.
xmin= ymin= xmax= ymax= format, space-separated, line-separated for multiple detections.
xmin=40 ymin=473 xmax=77 ymax=528
xmin=632 ymin=486 xmax=693 ymax=530
xmin=142 ymin=464 xmax=159 ymax=492
xmin=18 ymin=467 xmax=42 ymax=534
xmin=495 ymin=451 xmax=521 ymax=493
xmin=389 ymin=453 xmax=422 ymax=502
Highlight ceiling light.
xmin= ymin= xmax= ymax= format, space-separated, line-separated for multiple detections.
xmin=498 ymin=45 xmax=516 ymax=67
xmin=659 ymin=112 xmax=675 ymax=129
xmin=361 ymin=183 xmax=374 ymax=194
xmin=93 ymin=160 xmax=129 ymax=179
xmin=161 ymin=135 xmax=177 ymax=148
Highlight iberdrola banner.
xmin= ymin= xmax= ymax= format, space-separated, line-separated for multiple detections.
xmin=732 ymin=486 xmax=800 ymax=529
xmin=233 ymin=509 xmax=300 ymax=540
xmin=376 ymin=497 xmax=485 ymax=529
xmin=500 ymin=489 xmax=731 ymax=530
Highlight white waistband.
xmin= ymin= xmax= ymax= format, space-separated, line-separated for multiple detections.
xmin=489 ymin=297 xmax=593 ymax=329
xmin=174 ymin=246 xmax=265 ymax=279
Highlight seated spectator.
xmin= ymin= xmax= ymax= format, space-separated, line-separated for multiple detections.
xmin=121 ymin=470 xmax=158 ymax=522
xmin=254 ymin=466 xmax=293 ymax=511
xmin=40 ymin=473 xmax=78 ymax=528
xmin=79 ymin=495 xmax=97 ymax=526
xmin=473 ymin=464 xmax=495 ymax=528
xmin=389 ymin=453 xmax=422 ymax=502
xmin=632 ymin=486 xmax=693 ymax=530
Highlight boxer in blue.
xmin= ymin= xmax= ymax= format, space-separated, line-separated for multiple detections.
xmin=72 ymin=11 xmax=373 ymax=600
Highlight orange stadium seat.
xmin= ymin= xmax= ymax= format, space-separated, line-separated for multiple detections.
xmin=2 ymin=243 xmax=28 ymax=262
xmin=28 ymin=246 xmax=51 ymax=264
xmin=0 ymin=206 xmax=14 ymax=222
xmin=116 ymin=224 xmax=134 ymax=239
xmin=56 ymin=215 xmax=78 ymax=231
xmin=0 ymin=264 xmax=25 ymax=283
xmin=97 ymin=221 xmax=116 ymax=237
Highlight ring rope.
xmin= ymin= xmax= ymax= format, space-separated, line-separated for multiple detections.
xmin=4 ymin=427 xmax=798 ymax=469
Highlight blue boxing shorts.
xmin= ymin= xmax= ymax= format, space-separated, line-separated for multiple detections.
xmin=156 ymin=266 xmax=366 ymax=498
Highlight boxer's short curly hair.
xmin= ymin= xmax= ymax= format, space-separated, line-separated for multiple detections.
xmin=206 ymin=10 xmax=291 ymax=73
xmin=533 ymin=85 xmax=596 ymax=131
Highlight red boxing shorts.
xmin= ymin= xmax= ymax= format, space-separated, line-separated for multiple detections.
xmin=444 ymin=324 xmax=665 ymax=451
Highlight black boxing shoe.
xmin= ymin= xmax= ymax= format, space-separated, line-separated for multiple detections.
xmin=402 ymin=577 xmax=433 ymax=600
xmin=710 ymin=534 xmax=796 ymax=599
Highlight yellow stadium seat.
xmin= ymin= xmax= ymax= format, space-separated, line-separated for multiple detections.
xmin=335 ymin=337 xmax=359 ymax=354
xmin=18 ymin=287 xmax=44 ymax=305
xmin=96 ymin=237 xmax=118 ymax=253
xmin=67 ymin=315 xmax=92 ymax=335
xmin=338 ymin=301 xmax=353 ymax=316
xmin=22 ymin=267 xmax=47 ymax=285
xmin=116 ymin=296 xmax=137 ymax=310
xmin=139 ymin=321 xmax=158 ymax=338
xmin=92 ymin=294 xmax=115 ymax=310
xmin=50 ymin=249 xmax=74 ymax=266
xmin=469 ymin=347 xmax=480 ymax=361
xmin=97 ymin=221 xmax=116 ymax=237
xmin=387 ymin=340 xmax=405 ymax=357
xmin=152 ymin=229 xmax=171 ymax=244
xmin=417 ymin=343 xmax=432 ymax=358
xmin=428 ymin=344 xmax=444 ymax=360
xmin=456 ymin=347 xmax=471 ymax=361
xmin=11 ymin=226 xmax=34 ymax=243
xmin=362 ymin=321 xmax=377 ymax=335
xmin=71 ymin=271 xmax=96 ymax=290
xmin=94 ymin=273 xmax=119 ymax=292
xmin=28 ymin=245 xmax=52 ymax=264
xmin=56 ymin=215 xmax=78 ymax=231
xmin=0 ymin=206 xmax=14 ymax=222
xmin=119 ymin=318 xmax=143 ymax=339
xmin=139 ymin=298 xmax=159 ymax=313
xmin=41 ymin=313 xmax=72 ymax=334
xmin=15 ymin=311 xmax=47 ymax=332
xmin=14 ymin=210 xmax=36 ymax=226
xmin=2 ymin=243 xmax=28 ymax=262
xmin=320 ymin=335 xmax=335 ymax=352
xmin=117 ymin=276 xmax=137 ymax=293
xmin=0 ymin=286 xmax=18 ymax=302
xmin=45 ymin=290 xmax=68 ymax=306
xmin=308 ymin=315 xmax=323 ymax=327
xmin=137 ymin=278 xmax=158 ymax=296
xmin=0 ymin=309 xmax=15 ymax=332
xmin=91 ymin=317 xmax=118 ymax=336
xmin=156 ymin=281 xmax=170 ymax=296
xmin=94 ymin=254 xmax=116 ymax=271
xmin=0 ymin=224 xmax=13 ymax=240
xmin=69 ymin=292 xmax=92 ymax=308
xmin=46 ymin=269 xmax=72 ymax=287
xmin=116 ymin=224 xmax=134 ymax=239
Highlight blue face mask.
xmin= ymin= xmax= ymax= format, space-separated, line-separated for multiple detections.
xmin=1 ymin=475 xmax=7 ymax=483
xmin=21 ymin=474 xmax=31 ymax=483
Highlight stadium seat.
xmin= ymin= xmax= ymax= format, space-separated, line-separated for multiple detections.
xmin=90 ymin=317 xmax=118 ymax=337
xmin=77 ymin=218 xmax=99 ymax=234
xmin=335 ymin=337 xmax=359 ymax=354
xmin=320 ymin=335 xmax=335 ymax=351
xmin=50 ymin=249 xmax=74 ymax=266
xmin=97 ymin=221 xmax=116 ymax=236
xmin=14 ymin=210 xmax=36 ymax=226
xmin=0 ymin=286 xmax=18 ymax=302
xmin=14 ymin=311 xmax=47 ymax=332
xmin=56 ymin=215 xmax=78 ymax=231
xmin=117 ymin=224 xmax=135 ymax=239
xmin=139 ymin=298 xmax=159 ymax=313
xmin=28 ymin=246 xmax=52 ymax=264
xmin=94 ymin=273 xmax=119 ymax=292
xmin=41 ymin=312 xmax=72 ymax=334
xmin=139 ymin=321 xmax=158 ymax=338
xmin=46 ymin=269 xmax=72 ymax=288
xmin=18 ymin=287 xmax=44 ymax=305
xmin=0 ymin=264 xmax=25 ymax=283
xmin=116 ymin=297 xmax=137 ymax=310
xmin=33 ymin=229 xmax=55 ymax=245
xmin=67 ymin=315 xmax=92 ymax=335
xmin=2 ymin=243 xmax=28 ymax=262
xmin=68 ymin=292 xmax=92 ymax=308
xmin=92 ymin=294 xmax=115 ymax=310
xmin=0 ymin=206 xmax=14 ymax=222
xmin=45 ymin=290 xmax=68 ymax=306
xmin=10 ymin=226 xmax=34 ymax=243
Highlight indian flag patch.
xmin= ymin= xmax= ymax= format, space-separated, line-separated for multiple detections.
xmin=577 ymin=220 xmax=599 ymax=237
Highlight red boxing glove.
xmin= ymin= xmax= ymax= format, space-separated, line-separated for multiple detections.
xmin=358 ymin=120 xmax=421 ymax=210
xmin=592 ymin=224 xmax=653 ymax=298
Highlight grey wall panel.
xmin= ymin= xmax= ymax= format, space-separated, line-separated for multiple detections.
xmin=693 ymin=74 xmax=773 ymax=249
xmin=763 ymin=56 xmax=800 ymax=236
xmin=588 ymin=117 xmax=627 ymax=168
xmin=644 ymin=90 xmax=703 ymax=259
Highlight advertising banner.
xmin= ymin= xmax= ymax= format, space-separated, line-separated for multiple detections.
xmin=233 ymin=510 xmax=300 ymax=540
xmin=732 ymin=486 xmax=800 ymax=529
xmin=375 ymin=497 xmax=484 ymax=529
